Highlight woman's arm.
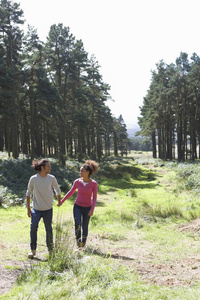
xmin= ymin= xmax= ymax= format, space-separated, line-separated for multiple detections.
xmin=89 ymin=182 xmax=98 ymax=215
xmin=60 ymin=180 xmax=78 ymax=204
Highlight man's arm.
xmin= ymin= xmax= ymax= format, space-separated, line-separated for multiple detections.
xmin=57 ymin=194 xmax=61 ymax=207
xmin=26 ymin=196 xmax=32 ymax=217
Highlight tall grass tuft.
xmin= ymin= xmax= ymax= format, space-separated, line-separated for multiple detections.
xmin=129 ymin=188 xmax=137 ymax=197
xmin=120 ymin=210 xmax=135 ymax=222
xmin=48 ymin=215 xmax=75 ymax=273
xmin=141 ymin=200 xmax=183 ymax=221
xmin=189 ymin=210 xmax=199 ymax=220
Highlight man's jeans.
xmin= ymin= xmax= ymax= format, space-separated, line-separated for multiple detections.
xmin=73 ymin=204 xmax=91 ymax=243
xmin=30 ymin=208 xmax=53 ymax=251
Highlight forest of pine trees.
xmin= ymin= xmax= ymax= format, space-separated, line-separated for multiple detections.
xmin=139 ymin=52 xmax=200 ymax=161
xmin=0 ymin=0 xmax=128 ymax=162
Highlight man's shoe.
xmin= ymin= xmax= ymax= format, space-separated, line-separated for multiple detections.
xmin=28 ymin=250 xmax=36 ymax=259
xmin=80 ymin=242 xmax=86 ymax=248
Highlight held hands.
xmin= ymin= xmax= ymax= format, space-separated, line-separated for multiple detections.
xmin=57 ymin=201 xmax=62 ymax=207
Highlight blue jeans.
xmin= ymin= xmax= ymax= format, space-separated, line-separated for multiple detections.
xmin=30 ymin=208 xmax=53 ymax=251
xmin=73 ymin=204 xmax=91 ymax=243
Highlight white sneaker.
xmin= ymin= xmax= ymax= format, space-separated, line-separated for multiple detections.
xmin=28 ymin=250 xmax=36 ymax=258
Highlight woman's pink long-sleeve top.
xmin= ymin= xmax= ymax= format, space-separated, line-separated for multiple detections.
xmin=61 ymin=179 xmax=98 ymax=212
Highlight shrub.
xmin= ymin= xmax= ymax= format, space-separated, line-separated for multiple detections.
xmin=0 ymin=185 xmax=7 ymax=206
xmin=123 ymin=173 xmax=131 ymax=181
xmin=129 ymin=189 xmax=137 ymax=198
xmin=135 ymin=158 xmax=164 ymax=167
xmin=0 ymin=157 xmax=79 ymax=206
xmin=146 ymin=170 xmax=157 ymax=180
xmin=100 ymin=162 xmax=142 ymax=179
xmin=176 ymin=163 xmax=196 ymax=179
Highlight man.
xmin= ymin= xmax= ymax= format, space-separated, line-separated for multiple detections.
xmin=26 ymin=159 xmax=61 ymax=258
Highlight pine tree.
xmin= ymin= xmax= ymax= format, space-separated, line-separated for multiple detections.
xmin=0 ymin=0 xmax=24 ymax=157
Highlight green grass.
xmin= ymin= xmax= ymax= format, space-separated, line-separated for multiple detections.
xmin=2 ymin=154 xmax=200 ymax=299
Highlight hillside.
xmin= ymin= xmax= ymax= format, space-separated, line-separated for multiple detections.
xmin=127 ymin=124 xmax=140 ymax=138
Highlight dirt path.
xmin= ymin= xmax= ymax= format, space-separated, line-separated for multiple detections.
xmin=0 ymin=246 xmax=48 ymax=295
xmin=1 ymin=219 xmax=200 ymax=295
xmin=88 ymin=223 xmax=200 ymax=287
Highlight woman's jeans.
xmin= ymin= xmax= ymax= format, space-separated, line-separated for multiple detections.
xmin=30 ymin=208 xmax=53 ymax=251
xmin=73 ymin=204 xmax=91 ymax=243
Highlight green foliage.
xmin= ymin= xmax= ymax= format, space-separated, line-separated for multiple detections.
xmin=0 ymin=158 xmax=33 ymax=205
xmin=122 ymin=172 xmax=131 ymax=181
xmin=140 ymin=200 xmax=183 ymax=221
xmin=176 ymin=163 xmax=197 ymax=179
xmin=120 ymin=210 xmax=135 ymax=222
xmin=139 ymin=53 xmax=200 ymax=161
xmin=48 ymin=216 xmax=75 ymax=273
xmin=99 ymin=161 xmax=142 ymax=179
xmin=3 ymin=156 xmax=200 ymax=299
xmin=15 ymin=255 xmax=139 ymax=300
xmin=129 ymin=136 xmax=152 ymax=151
xmin=135 ymin=157 xmax=164 ymax=167
xmin=166 ymin=161 xmax=200 ymax=191
xmin=0 ymin=156 xmax=79 ymax=206
xmin=99 ymin=232 xmax=126 ymax=242
xmin=13 ymin=216 xmax=141 ymax=299
xmin=129 ymin=188 xmax=137 ymax=197
xmin=0 ymin=186 xmax=8 ymax=206
xmin=0 ymin=155 xmax=152 ymax=207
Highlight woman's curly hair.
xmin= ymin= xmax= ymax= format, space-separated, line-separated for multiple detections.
xmin=82 ymin=160 xmax=98 ymax=177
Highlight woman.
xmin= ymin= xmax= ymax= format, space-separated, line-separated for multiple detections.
xmin=58 ymin=160 xmax=98 ymax=249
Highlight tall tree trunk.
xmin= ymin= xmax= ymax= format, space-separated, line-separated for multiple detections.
xmin=152 ymin=130 xmax=157 ymax=158
xmin=96 ymin=114 xmax=101 ymax=161
xmin=113 ymin=130 xmax=118 ymax=156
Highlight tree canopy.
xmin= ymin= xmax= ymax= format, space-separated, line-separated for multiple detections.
xmin=0 ymin=0 xmax=128 ymax=161
xmin=139 ymin=52 xmax=200 ymax=161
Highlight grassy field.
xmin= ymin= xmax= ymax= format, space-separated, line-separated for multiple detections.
xmin=1 ymin=152 xmax=200 ymax=299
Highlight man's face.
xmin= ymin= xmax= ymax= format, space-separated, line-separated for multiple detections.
xmin=44 ymin=162 xmax=51 ymax=174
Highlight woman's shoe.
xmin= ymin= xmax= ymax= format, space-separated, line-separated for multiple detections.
xmin=76 ymin=242 xmax=86 ymax=250
xmin=77 ymin=241 xmax=82 ymax=248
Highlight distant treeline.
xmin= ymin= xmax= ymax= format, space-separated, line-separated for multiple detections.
xmin=128 ymin=137 xmax=152 ymax=152
xmin=0 ymin=0 xmax=128 ymax=162
xmin=139 ymin=52 xmax=200 ymax=161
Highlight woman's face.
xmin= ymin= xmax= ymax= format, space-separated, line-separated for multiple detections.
xmin=80 ymin=167 xmax=89 ymax=179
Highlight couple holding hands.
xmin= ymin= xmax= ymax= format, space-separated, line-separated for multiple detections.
xmin=26 ymin=158 xmax=98 ymax=258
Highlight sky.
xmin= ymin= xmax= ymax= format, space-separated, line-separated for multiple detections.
xmin=17 ymin=0 xmax=200 ymax=128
